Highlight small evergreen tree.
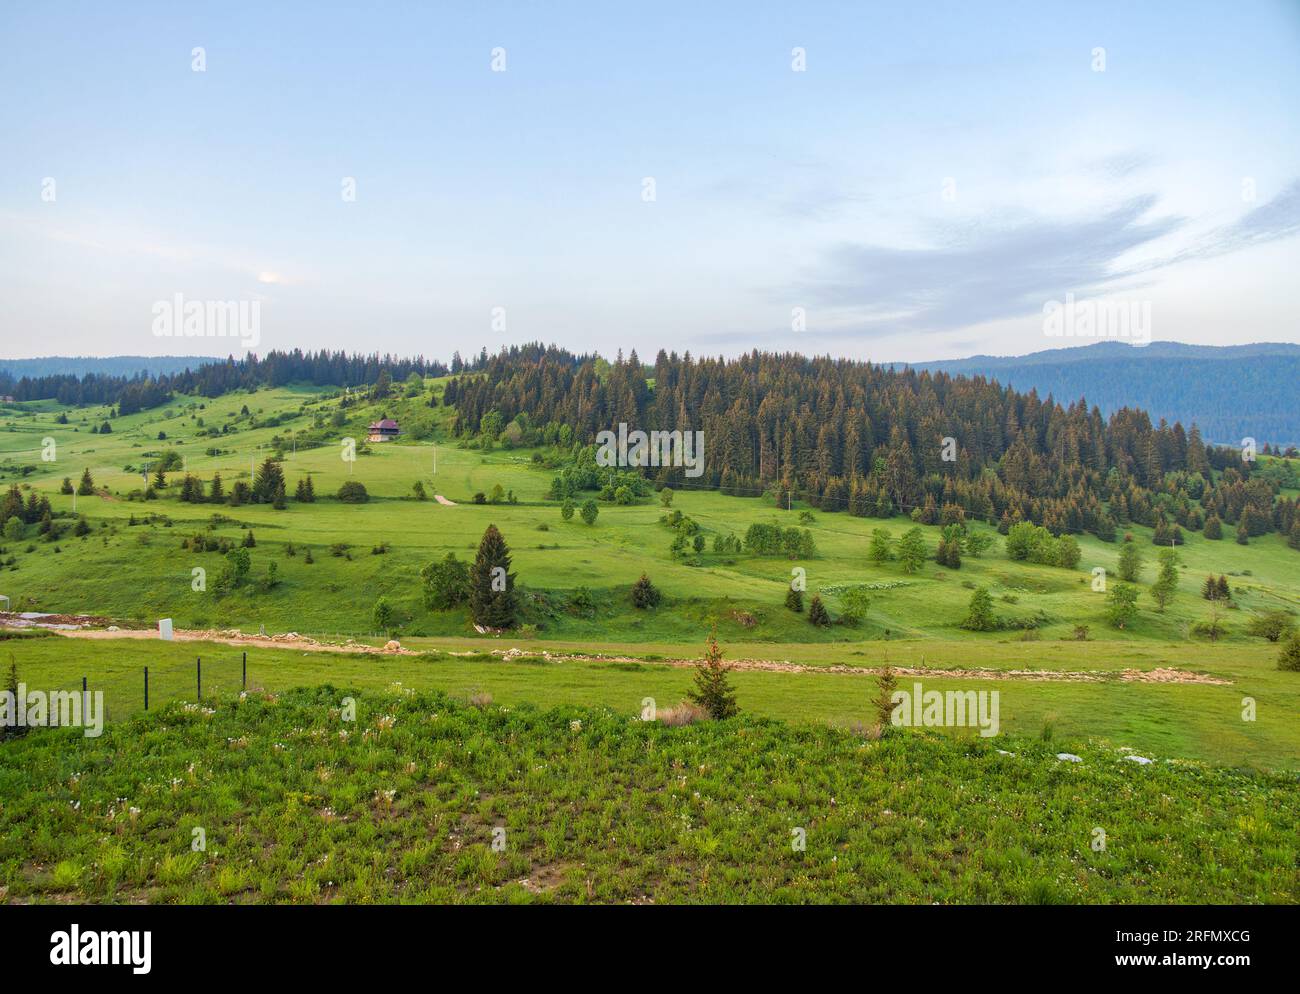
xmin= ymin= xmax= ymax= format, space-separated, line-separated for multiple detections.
xmin=687 ymin=630 xmax=738 ymax=720
xmin=808 ymin=594 xmax=830 ymax=626
xmin=1204 ymin=515 xmax=1222 ymax=540
xmin=580 ymin=499 xmax=598 ymax=525
xmin=76 ymin=468 xmax=95 ymax=496
xmin=1217 ymin=575 xmax=1231 ymax=600
xmin=871 ymin=663 xmax=899 ymax=731
xmin=784 ymin=586 xmax=804 ymax=612
xmin=1150 ymin=547 xmax=1179 ymax=613
xmin=561 ymin=498 xmax=575 ymax=521
xmin=631 ymin=573 xmax=662 ymax=609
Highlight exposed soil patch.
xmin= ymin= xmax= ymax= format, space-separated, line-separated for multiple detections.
xmin=1 ymin=615 xmax=1232 ymax=685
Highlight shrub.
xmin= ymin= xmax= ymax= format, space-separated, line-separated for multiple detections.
xmin=961 ymin=586 xmax=997 ymax=632
xmin=871 ymin=664 xmax=899 ymax=731
xmin=372 ymin=597 xmax=394 ymax=632
xmin=784 ymin=587 xmax=804 ymax=613
xmin=1247 ymin=611 xmax=1295 ymax=643
xmin=337 ymin=481 xmax=369 ymax=503
xmin=1278 ymin=632 xmax=1300 ymax=672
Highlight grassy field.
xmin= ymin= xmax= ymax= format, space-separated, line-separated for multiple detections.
xmin=1 ymin=684 xmax=1295 ymax=904
xmin=2 ymin=382 xmax=1298 ymax=649
xmin=3 ymin=632 xmax=1298 ymax=770
xmin=2 ymin=384 xmax=1299 ymax=905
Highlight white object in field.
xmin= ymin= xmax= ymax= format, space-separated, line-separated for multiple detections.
xmin=1056 ymin=753 xmax=1083 ymax=763
xmin=1124 ymin=755 xmax=1154 ymax=765
xmin=159 ymin=618 xmax=174 ymax=640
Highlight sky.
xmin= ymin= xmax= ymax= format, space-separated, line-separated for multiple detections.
xmin=2 ymin=0 xmax=1298 ymax=364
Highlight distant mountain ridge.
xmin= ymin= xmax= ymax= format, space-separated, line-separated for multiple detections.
xmin=0 ymin=356 xmax=224 ymax=381
xmin=893 ymin=341 xmax=1300 ymax=447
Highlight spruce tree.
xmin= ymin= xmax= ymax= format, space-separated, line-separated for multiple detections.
xmin=469 ymin=524 xmax=517 ymax=629
xmin=687 ymin=630 xmax=738 ymax=720
xmin=871 ymin=663 xmax=899 ymax=731
xmin=807 ymin=594 xmax=830 ymax=626
xmin=785 ymin=586 xmax=804 ymax=612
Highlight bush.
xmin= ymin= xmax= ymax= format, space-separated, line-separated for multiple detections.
xmin=784 ymin=587 xmax=804 ymax=613
xmin=373 ymin=597 xmax=394 ymax=632
xmin=961 ymin=586 xmax=997 ymax=631
xmin=1278 ymin=632 xmax=1300 ymax=672
xmin=336 ymin=481 xmax=369 ymax=503
xmin=1246 ymin=610 xmax=1295 ymax=643
xmin=421 ymin=552 xmax=469 ymax=610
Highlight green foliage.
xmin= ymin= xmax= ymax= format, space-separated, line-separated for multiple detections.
xmin=420 ymin=553 xmax=470 ymax=611
xmin=336 ymin=480 xmax=369 ymax=503
xmin=961 ymin=586 xmax=997 ymax=632
xmin=469 ymin=525 xmax=517 ymax=629
xmin=743 ymin=522 xmax=816 ymax=559
xmin=687 ymin=632 xmax=739 ymax=720
xmin=373 ymin=597 xmax=394 ymax=632
xmin=784 ymin=586 xmax=804 ymax=613
xmin=1279 ymin=632 xmax=1300 ymax=672
xmin=807 ymin=594 xmax=830 ymax=627
xmin=580 ymin=499 xmax=598 ymax=525
xmin=1117 ymin=535 xmax=1143 ymax=582
xmin=896 ymin=527 xmax=926 ymax=574
xmin=630 ymin=573 xmax=662 ymax=609
xmin=1106 ymin=583 xmax=1139 ymax=629
xmin=868 ymin=528 xmax=893 ymax=563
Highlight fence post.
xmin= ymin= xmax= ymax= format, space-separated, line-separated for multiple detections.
xmin=144 ymin=667 xmax=149 ymax=711
xmin=242 ymin=651 xmax=247 ymax=691
xmin=197 ymin=657 xmax=201 ymax=701
xmin=82 ymin=676 xmax=87 ymax=727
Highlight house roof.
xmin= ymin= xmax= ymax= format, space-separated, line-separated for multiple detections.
xmin=368 ymin=419 xmax=400 ymax=430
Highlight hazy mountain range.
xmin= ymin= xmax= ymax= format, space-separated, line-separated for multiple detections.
xmin=2 ymin=342 xmax=1296 ymax=446
xmin=893 ymin=341 xmax=1300 ymax=447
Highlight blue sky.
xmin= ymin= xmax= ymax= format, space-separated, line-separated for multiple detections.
xmin=2 ymin=0 xmax=1298 ymax=362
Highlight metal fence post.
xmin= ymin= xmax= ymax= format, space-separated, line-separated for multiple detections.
xmin=144 ymin=666 xmax=149 ymax=711
xmin=242 ymin=651 xmax=247 ymax=691
xmin=82 ymin=676 xmax=87 ymax=727
xmin=197 ymin=656 xmax=201 ymax=701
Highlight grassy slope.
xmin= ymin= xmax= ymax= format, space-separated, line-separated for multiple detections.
xmin=0 ymin=686 xmax=1295 ymax=904
xmin=5 ymin=634 xmax=1298 ymax=770
xmin=2 ymin=384 xmax=1299 ymax=772
xmin=2 ymin=383 xmax=1297 ymax=648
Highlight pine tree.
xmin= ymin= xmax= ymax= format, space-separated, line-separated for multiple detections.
xmin=208 ymin=472 xmax=224 ymax=504
xmin=807 ymin=594 xmax=830 ymax=627
xmin=785 ymin=586 xmax=804 ymax=612
xmin=469 ymin=524 xmax=517 ymax=629
xmin=1216 ymin=575 xmax=1231 ymax=600
xmin=77 ymin=468 xmax=94 ymax=496
xmin=1236 ymin=522 xmax=1249 ymax=545
xmin=631 ymin=573 xmax=661 ymax=609
xmin=687 ymin=630 xmax=738 ymax=720
xmin=871 ymin=663 xmax=899 ymax=731
xmin=897 ymin=527 xmax=926 ymax=574
xmin=1202 ymin=575 xmax=1217 ymax=600
xmin=1204 ymin=515 xmax=1222 ymax=540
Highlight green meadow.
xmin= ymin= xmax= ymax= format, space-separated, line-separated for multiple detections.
xmin=0 ymin=685 xmax=1295 ymax=904
xmin=2 ymin=382 xmax=1299 ymax=906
